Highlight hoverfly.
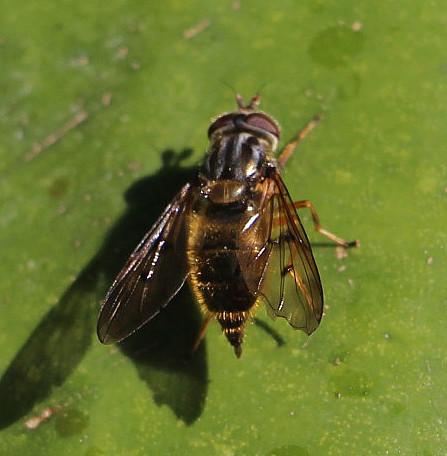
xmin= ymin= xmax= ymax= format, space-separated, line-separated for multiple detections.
xmin=97 ymin=95 xmax=357 ymax=358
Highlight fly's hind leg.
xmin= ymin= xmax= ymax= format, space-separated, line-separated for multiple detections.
xmin=293 ymin=200 xmax=359 ymax=248
xmin=191 ymin=313 xmax=213 ymax=353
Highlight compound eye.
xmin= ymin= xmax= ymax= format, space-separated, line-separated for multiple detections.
xmin=208 ymin=114 xmax=236 ymax=138
xmin=245 ymin=113 xmax=280 ymax=138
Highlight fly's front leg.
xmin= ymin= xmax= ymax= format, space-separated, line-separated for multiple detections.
xmin=277 ymin=114 xmax=322 ymax=168
xmin=277 ymin=115 xmax=358 ymax=248
xmin=293 ymin=200 xmax=359 ymax=248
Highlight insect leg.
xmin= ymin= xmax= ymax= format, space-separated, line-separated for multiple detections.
xmin=253 ymin=318 xmax=286 ymax=347
xmin=294 ymin=200 xmax=359 ymax=248
xmin=277 ymin=114 xmax=322 ymax=168
xmin=191 ymin=313 xmax=214 ymax=353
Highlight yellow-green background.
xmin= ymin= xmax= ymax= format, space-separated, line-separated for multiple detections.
xmin=1 ymin=1 xmax=446 ymax=455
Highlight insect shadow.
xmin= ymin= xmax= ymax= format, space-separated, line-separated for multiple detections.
xmin=0 ymin=149 xmax=207 ymax=429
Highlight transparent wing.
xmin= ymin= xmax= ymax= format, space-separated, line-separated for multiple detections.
xmin=251 ymin=173 xmax=324 ymax=334
xmin=97 ymin=184 xmax=192 ymax=343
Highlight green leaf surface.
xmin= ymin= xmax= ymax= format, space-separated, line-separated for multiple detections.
xmin=1 ymin=1 xmax=446 ymax=455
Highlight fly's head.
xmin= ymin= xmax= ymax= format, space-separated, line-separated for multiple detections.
xmin=200 ymin=95 xmax=280 ymax=205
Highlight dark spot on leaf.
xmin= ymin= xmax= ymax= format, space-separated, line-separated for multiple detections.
xmin=337 ymin=72 xmax=362 ymax=100
xmin=385 ymin=400 xmax=406 ymax=416
xmin=54 ymin=408 xmax=88 ymax=437
xmin=48 ymin=177 xmax=69 ymax=198
xmin=309 ymin=25 xmax=365 ymax=68
xmin=329 ymin=367 xmax=374 ymax=397
xmin=328 ymin=347 xmax=350 ymax=365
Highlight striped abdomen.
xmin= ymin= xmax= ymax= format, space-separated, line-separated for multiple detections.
xmin=187 ymin=200 xmax=261 ymax=356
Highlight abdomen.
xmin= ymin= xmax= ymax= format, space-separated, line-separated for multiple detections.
xmin=187 ymin=200 xmax=261 ymax=352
